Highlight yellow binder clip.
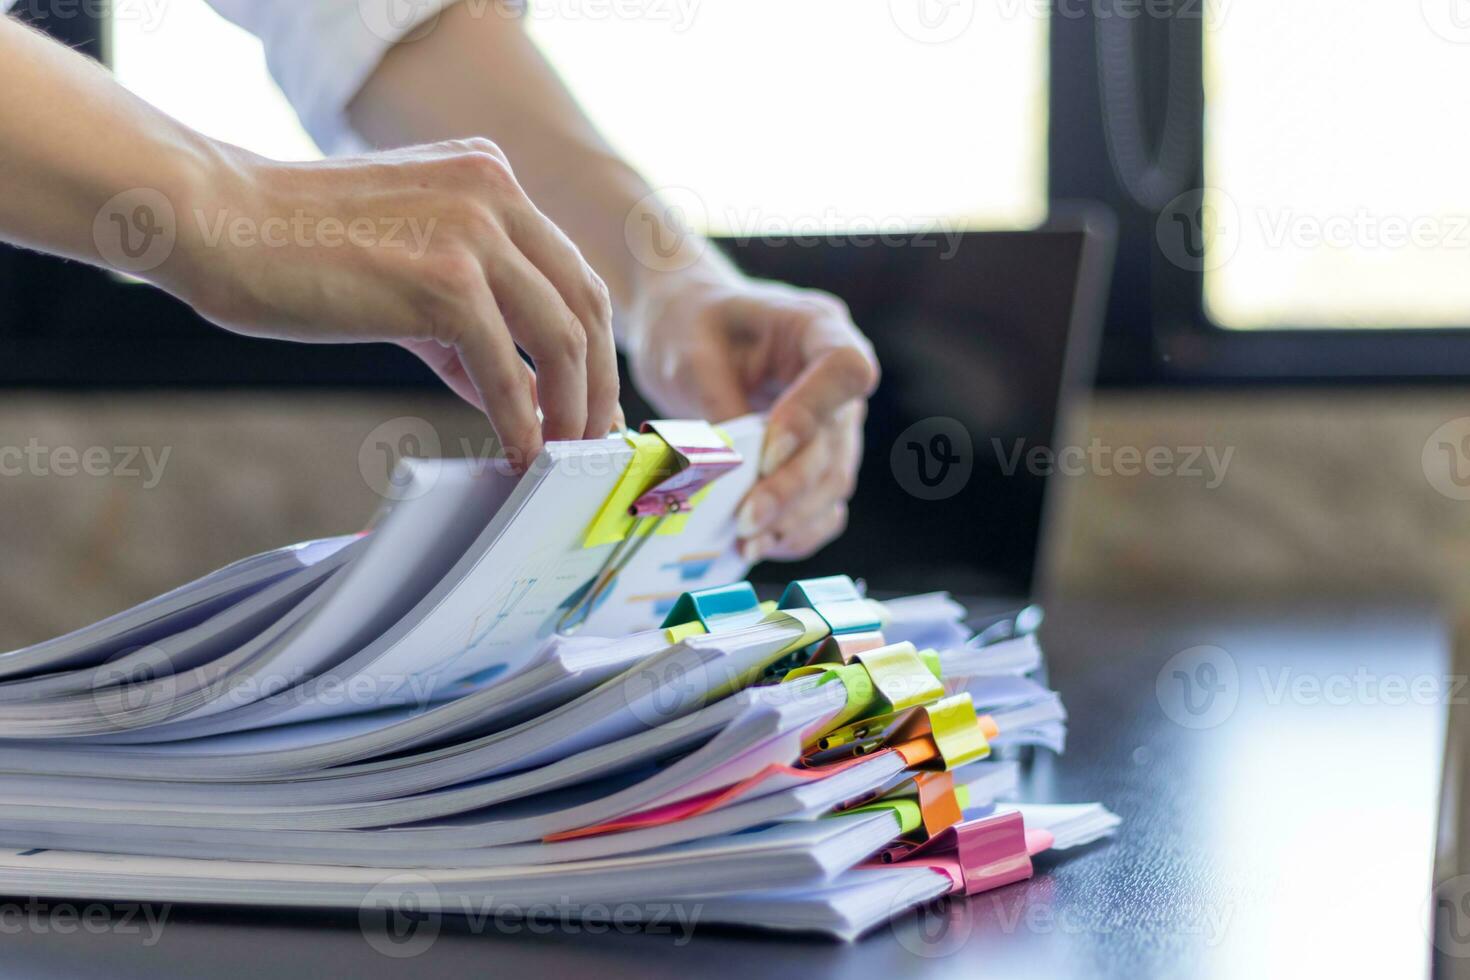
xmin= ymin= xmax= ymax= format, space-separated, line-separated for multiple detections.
xmin=556 ymin=420 xmax=742 ymax=635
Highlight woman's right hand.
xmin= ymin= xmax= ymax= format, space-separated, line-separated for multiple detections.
xmin=162 ymin=138 xmax=619 ymax=467
xmin=1 ymin=22 xmax=617 ymax=462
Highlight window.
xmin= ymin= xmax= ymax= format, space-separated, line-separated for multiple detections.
xmin=107 ymin=1 xmax=1049 ymax=233
xmin=32 ymin=0 xmax=1470 ymax=384
xmin=1204 ymin=2 xmax=1470 ymax=329
xmin=526 ymin=1 xmax=1047 ymax=233
xmin=109 ymin=0 xmax=320 ymax=162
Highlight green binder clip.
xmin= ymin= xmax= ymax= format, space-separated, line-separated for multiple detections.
xmin=802 ymin=642 xmax=946 ymax=748
xmin=770 ymin=575 xmax=887 ymax=669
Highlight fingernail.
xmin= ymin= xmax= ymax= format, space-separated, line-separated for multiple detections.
xmin=740 ymin=537 xmax=764 ymax=565
xmin=736 ymin=494 xmax=769 ymax=538
xmin=761 ymin=432 xmax=799 ymax=477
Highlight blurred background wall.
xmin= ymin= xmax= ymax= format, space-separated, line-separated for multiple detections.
xmin=1046 ymin=390 xmax=1470 ymax=608
xmin=5 ymin=389 xmax=1468 ymax=651
xmin=0 ymin=392 xmax=487 ymax=650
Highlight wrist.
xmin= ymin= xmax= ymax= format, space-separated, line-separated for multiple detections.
xmin=144 ymin=136 xmax=263 ymax=315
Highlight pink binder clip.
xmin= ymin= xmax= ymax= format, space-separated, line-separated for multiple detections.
xmin=883 ymin=810 xmax=1036 ymax=896
xmin=632 ymin=421 xmax=743 ymax=517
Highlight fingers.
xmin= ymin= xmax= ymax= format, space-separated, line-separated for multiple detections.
xmin=742 ymin=497 xmax=851 ymax=564
xmin=450 ymin=283 xmax=544 ymax=470
xmin=753 ymin=501 xmax=850 ymax=563
xmin=762 ymin=311 xmax=878 ymax=476
xmin=432 ymin=140 xmax=618 ymax=446
xmin=737 ymin=403 xmax=864 ymax=563
xmin=502 ymin=207 xmax=619 ymax=439
xmin=738 ymin=428 xmax=836 ymax=539
xmin=399 ymin=338 xmax=486 ymax=411
xmin=483 ymin=247 xmax=588 ymax=442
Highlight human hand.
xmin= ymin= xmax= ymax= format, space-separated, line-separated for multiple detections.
xmin=168 ymin=138 xmax=618 ymax=467
xmin=626 ymin=270 xmax=879 ymax=563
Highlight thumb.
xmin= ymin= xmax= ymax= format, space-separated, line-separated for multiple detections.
xmin=763 ymin=341 xmax=878 ymax=477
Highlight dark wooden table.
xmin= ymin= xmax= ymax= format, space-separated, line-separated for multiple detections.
xmin=2 ymin=599 xmax=1450 ymax=978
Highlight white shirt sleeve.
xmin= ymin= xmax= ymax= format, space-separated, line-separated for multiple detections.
xmin=203 ymin=0 xmax=469 ymax=155
xmin=6 ymin=0 xmax=480 ymax=155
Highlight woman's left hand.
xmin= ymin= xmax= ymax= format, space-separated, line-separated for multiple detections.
xmin=626 ymin=270 xmax=879 ymax=563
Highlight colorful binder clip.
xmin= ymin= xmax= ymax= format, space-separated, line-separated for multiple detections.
xmin=557 ymin=421 xmax=742 ymax=635
xmin=887 ymin=694 xmax=995 ymax=771
xmin=779 ymin=576 xmax=882 ymax=636
xmin=839 ymin=770 xmax=966 ymax=846
xmin=882 ymin=810 xmax=1036 ymax=896
xmin=660 ymin=582 xmax=766 ymax=637
xmin=759 ymin=575 xmax=887 ymax=673
xmin=792 ymin=641 xmax=948 ymax=750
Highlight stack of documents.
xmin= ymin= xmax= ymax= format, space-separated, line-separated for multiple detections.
xmin=0 ymin=417 xmax=1117 ymax=940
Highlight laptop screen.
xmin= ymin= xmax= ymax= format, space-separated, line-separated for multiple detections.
xmin=696 ymin=221 xmax=1112 ymax=599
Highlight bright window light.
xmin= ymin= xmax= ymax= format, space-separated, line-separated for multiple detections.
xmin=1205 ymin=1 xmax=1470 ymax=328
xmin=109 ymin=0 xmax=321 ymax=162
xmin=526 ymin=1 xmax=1049 ymax=233
xmin=109 ymin=2 xmax=1048 ymax=233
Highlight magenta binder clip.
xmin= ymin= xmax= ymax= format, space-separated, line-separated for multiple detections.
xmin=632 ymin=421 xmax=743 ymax=517
xmin=556 ymin=421 xmax=743 ymax=635
xmin=885 ymin=810 xmax=1035 ymax=896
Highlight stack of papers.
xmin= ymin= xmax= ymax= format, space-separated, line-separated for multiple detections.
xmin=0 ymin=417 xmax=1117 ymax=941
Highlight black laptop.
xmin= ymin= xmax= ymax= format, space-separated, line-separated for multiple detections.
xmin=688 ymin=210 xmax=1117 ymax=616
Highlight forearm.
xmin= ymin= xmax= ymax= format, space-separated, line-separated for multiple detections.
xmin=0 ymin=17 xmax=240 ymax=297
xmin=0 ymin=15 xmax=620 ymax=453
xmin=346 ymin=2 xmax=735 ymax=348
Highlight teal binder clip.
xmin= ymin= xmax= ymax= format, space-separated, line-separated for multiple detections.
xmin=779 ymin=576 xmax=882 ymax=636
xmin=764 ymin=575 xmax=887 ymax=673
xmin=661 ymin=582 xmax=765 ymax=633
